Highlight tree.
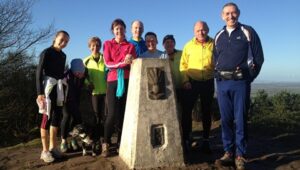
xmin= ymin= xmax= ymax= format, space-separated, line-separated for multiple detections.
xmin=272 ymin=91 xmax=299 ymax=114
xmin=250 ymin=90 xmax=300 ymax=133
xmin=0 ymin=0 xmax=53 ymax=56
xmin=0 ymin=52 xmax=37 ymax=146
xmin=0 ymin=0 xmax=54 ymax=147
xmin=252 ymin=89 xmax=272 ymax=115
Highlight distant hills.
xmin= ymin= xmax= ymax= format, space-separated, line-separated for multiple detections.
xmin=251 ymin=82 xmax=300 ymax=96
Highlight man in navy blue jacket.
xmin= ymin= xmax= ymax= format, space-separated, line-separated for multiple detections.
xmin=213 ymin=2 xmax=264 ymax=170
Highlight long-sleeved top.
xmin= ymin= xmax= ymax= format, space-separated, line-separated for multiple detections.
xmin=103 ymin=38 xmax=136 ymax=82
xmin=36 ymin=46 xmax=66 ymax=95
xmin=180 ymin=37 xmax=214 ymax=83
xmin=83 ymin=54 xmax=107 ymax=95
xmin=64 ymin=69 xmax=85 ymax=102
xmin=213 ymin=23 xmax=264 ymax=80
xmin=128 ymin=37 xmax=147 ymax=57
xmin=164 ymin=50 xmax=183 ymax=89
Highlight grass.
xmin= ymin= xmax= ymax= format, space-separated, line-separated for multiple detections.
xmin=0 ymin=138 xmax=41 ymax=152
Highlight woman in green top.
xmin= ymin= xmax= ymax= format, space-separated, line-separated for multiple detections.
xmin=83 ymin=37 xmax=107 ymax=145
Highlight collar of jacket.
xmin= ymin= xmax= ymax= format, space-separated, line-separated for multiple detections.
xmin=112 ymin=38 xmax=128 ymax=45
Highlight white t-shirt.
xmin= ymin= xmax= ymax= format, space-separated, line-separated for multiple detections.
xmin=226 ymin=27 xmax=236 ymax=36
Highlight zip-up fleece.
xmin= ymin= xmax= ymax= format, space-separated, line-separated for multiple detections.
xmin=103 ymin=38 xmax=136 ymax=82
xmin=180 ymin=37 xmax=214 ymax=83
xmin=83 ymin=53 xmax=107 ymax=95
xmin=213 ymin=23 xmax=264 ymax=80
xmin=128 ymin=37 xmax=147 ymax=57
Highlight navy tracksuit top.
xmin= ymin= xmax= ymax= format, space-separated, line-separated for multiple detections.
xmin=213 ymin=23 xmax=264 ymax=80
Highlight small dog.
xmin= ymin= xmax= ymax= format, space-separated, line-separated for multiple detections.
xmin=69 ymin=124 xmax=98 ymax=156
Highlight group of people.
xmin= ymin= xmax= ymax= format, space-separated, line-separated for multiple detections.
xmin=35 ymin=2 xmax=263 ymax=170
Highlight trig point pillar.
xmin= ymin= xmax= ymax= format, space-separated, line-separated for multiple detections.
xmin=119 ymin=58 xmax=185 ymax=169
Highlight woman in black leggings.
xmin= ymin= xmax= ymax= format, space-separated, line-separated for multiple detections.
xmin=102 ymin=19 xmax=136 ymax=157
xmin=60 ymin=59 xmax=86 ymax=152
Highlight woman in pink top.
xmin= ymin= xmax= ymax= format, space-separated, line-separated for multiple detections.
xmin=102 ymin=18 xmax=136 ymax=157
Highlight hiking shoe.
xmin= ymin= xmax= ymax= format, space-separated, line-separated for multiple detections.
xmin=200 ymin=141 xmax=212 ymax=154
xmin=92 ymin=151 xmax=97 ymax=157
xmin=219 ymin=152 xmax=234 ymax=166
xmin=71 ymin=139 xmax=79 ymax=151
xmin=101 ymin=143 xmax=109 ymax=157
xmin=50 ymin=148 xmax=63 ymax=159
xmin=60 ymin=142 xmax=68 ymax=153
xmin=235 ymin=156 xmax=246 ymax=170
xmin=40 ymin=151 xmax=54 ymax=163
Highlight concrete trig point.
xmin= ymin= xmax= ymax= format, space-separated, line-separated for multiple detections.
xmin=119 ymin=58 xmax=185 ymax=169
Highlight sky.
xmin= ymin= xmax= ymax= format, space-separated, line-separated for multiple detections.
xmin=31 ymin=0 xmax=300 ymax=83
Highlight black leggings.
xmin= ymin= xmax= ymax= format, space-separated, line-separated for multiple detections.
xmin=40 ymin=105 xmax=62 ymax=130
xmin=40 ymin=88 xmax=63 ymax=130
xmin=104 ymin=80 xmax=128 ymax=144
xmin=181 ymin=79 xmax=214 ymax=141
xmin=60 ymin=100 xmax=82 ymax=139
xmin=91 ymin=94 xmax=106 ymax=138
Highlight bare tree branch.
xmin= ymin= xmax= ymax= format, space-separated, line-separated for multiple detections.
xmin=0 ymin=0 xmax=54 ymax=56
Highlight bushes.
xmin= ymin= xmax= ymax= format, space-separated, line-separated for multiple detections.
xmin=251 ymin=90 xmax=300 ymax=133
xmin=0 ymin=52 xmax=38 ymax=147
xmin=0 ymin=0 xmax=53 ymax=147
xmin=191 ymin=89 xmax=300 ymax=134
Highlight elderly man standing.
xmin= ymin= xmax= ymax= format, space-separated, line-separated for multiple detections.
xmin=180 ymin=21 xmax=215 ymax=154
xmin=129 ymin=20 xmax=147 ymax=57
xmin=214 ymin=3 xmax=264 ymax=170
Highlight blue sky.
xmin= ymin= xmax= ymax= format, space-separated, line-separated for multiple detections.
xmin=31 ymin=0 xmax=300 ymax=82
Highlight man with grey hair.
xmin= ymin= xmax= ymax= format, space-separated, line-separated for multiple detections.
xmin=214 ymin=2 xmax=264 ymax=170
xmin=180 ymin=21 xmax=215 ymax=154
xmin=129 ymin=20 xmax=147 ymax=57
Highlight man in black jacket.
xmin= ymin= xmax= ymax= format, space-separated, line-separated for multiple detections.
xmin=213 ymin=2 xmax=264 ymax=170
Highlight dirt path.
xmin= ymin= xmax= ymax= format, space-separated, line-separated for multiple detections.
xmin=1 ymin=122 xmax=300 ymax=170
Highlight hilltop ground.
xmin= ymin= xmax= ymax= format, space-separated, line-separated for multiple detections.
xmin=1 ymin=120 xmax=300 ymax=170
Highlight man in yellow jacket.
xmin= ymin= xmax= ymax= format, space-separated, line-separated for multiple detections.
xmin=180 ymin=21 xmax=214 ymax=154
